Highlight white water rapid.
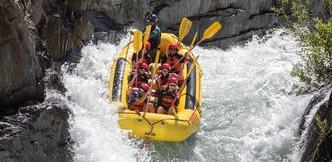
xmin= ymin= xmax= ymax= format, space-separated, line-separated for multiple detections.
xmin=60 ymin=30 xmax=312 ymax=162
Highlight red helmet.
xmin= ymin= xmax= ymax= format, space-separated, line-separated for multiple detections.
xmin=168 ymin=44 xmax=178 ymax=51
xmin=167 ymin=77 xmax=178 ymax=84
xmin=140 ymin=62 xmax=148 ymax=71
xmin=141 ymin=83 xmax=150 ymax=92
xmin=161 ymin=63 xmax=171 ymax=70
xmin=145 ymin=42 xmax=151 ymax=50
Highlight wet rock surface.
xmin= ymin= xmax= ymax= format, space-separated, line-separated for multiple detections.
xmin=0 ymin=0 xmax=331 ymax=161
xmin=0 ymin=0 xmax=44 ymax=108
xmin=1 ymin=0 xmax=329 ymax=107
xmin=299 ymin=89 xmax=332 ymax=162
xmin=0 ymin=98 xmax=71 ymax=162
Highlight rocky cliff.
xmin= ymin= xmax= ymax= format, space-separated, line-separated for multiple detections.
xmin=0 ymin=0 xmax=331 ymax=161
xmin=1 ymin=0 xmax=330 ymax=108
xmin=299 ymin=89 xmax=332 ymax=161
xmin=0 ymin=0 xmax=44 ymax=108
xmin=0 ymin=97 xmax=71 ymax=162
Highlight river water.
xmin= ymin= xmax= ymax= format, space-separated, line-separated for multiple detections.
xmin=60 ymin=30 xmax=312 ymax=162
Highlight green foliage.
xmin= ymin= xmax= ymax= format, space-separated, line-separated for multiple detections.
xmin=325 ymin=0 xmax=332 ymax=15
xmin=292 ymin=20 xmax=332 ymax=92
xmin=274 ymin=0 xmax=332 ymax=92
xmin=291 ymin=0 xmax=310 ymax=26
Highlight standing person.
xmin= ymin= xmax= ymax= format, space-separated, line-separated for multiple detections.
xmin=143 ymin=12 xmax=161 ymax=61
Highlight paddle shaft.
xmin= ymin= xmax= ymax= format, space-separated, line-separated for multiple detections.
xmin=170 ymin=55 xmax=199 ymax=108
xmin=141 ymin=25 xmax=151 ymax=62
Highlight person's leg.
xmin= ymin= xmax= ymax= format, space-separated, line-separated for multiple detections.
xmin=157 ymin=106 xmax=165 ymax=114
xmin=151 ymin=80 xmax=158 ymax=90
xmin=168 ymin=107 xmax=177 ymax=115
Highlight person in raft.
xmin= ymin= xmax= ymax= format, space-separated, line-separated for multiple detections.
xmin=160 ymin=44 xmax=186 ymax=74
xmin=157 ymin=77 xmax=179 ymax=115
xmin=132 ymin=42 xmax=153 ymax=65
xmin=128 ymin=83 xmax=155 ymax=113
xmin=155 ymin=63 xmax=179 ymax=91
xmin=129 ymin=62 xmax=151 ymax=87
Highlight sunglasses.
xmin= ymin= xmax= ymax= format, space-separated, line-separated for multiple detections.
xmin=169 ymin=83 xmax=177 ymax=88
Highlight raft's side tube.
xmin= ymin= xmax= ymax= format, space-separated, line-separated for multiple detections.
xmin=109 ymin=56 xmax=131 ymax=107
xmin=185 ymin=63 xmax=197 ymax=110
xmin=111 ymin=58 xmax=127 ymax=102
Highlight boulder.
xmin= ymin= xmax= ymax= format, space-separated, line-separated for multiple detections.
xmin=0 ymin=0 xmax=44 ymax=108
xmin=0 ymin=98 xmax=71 ymax=162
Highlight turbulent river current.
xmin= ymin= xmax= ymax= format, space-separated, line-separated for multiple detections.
xmin=59 ymin=30 xmax=313 ymax=162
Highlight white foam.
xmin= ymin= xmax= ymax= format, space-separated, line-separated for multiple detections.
xmin=187 ymin=30 xmax=310 ymax=162
xmin=61 ymin=30 xmax=310 ymax=162
xmin=62 ymin=36 xmax=150 ymax=162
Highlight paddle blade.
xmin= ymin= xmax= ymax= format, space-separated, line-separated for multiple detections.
xmin=179 ymin=17 xmax=192 ymax=41
xmin=202 ymin=21 xmax=222 ymax=40
xmin=133 ymin=31 xmax=143 ymax=53
xmin=143 ymin=25 xmax=152 ymax=48
xmin=152 ymin=50 xmax=160 ymax=74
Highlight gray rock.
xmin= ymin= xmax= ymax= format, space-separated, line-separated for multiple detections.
xmin=0 ymin=98 xmax=72 ymax=162
xmin=299 ymin=88 xmax=332 ymax=161
xmin=0 ymin=0 xmax=44 ymax=108
xmin=0 ymin=0 xmax=331 ymax=161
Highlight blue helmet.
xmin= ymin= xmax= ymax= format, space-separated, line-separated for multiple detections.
xmin=128 ymin=92 xmax=139 ymax=104
xmin=146 ymin=13 xmax=158 ymax=23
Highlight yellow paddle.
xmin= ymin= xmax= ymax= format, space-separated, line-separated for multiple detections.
xmin=178 ymin=21 xmax=223 ymax=90
xmin=143 ymin=25 xmax=151 ymax=48
xmin=202 ymin=21 xmax=222 ymax=41
xmin=132 ymin=31 xmax=143 ymax=87
xmin=178 ymin=17 xmax=192 ymax=42
xmin=141 ymin=25 xmax=152 ymax=61
xmin=169 ymin=55 xmax=200 ymax=116
xmin=179 ymin=55 xmax=200 ymax=93
xmin=133 ymin=31 xmax=143 ymax=53
xmin=172 ymin=21 xmax=222 ymax=70
xmin=152 ymin=50 xmax=160 ymax=74
xmin=191 ymin=21 xmax=222 ymax=50
xmin=190 ymin=32 xmax=198 ymax=47
xmin=152 ymin=17 xmax=193 ymax=74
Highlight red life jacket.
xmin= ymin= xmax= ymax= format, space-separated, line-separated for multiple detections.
xmin=156 ymin=73 xmax=169 ymax=91
xmin=136 ymin=79 xmax=143 ymax=87
xmin=166 ymin=55 xmax=183 ymax=73
xmin=161 ymin=74 xmax=169 ymax=85
xmin=130 ymin=99 xmax=146 ymax=111
xmin=166 ymin=55 xmax=179 ymax=67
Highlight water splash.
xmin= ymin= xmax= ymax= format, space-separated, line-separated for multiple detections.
xmin=61 ymin=36 xmax=150 ymax=162
xmin=61 ymin=30 xmax=310 ymax=162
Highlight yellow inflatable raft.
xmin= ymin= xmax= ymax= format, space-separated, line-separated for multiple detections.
xmin=108 ymin=33 xmax=202 ymax=142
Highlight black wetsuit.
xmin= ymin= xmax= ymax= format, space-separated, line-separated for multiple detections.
xmin=142 ymin=24 xmax=161 ymax=62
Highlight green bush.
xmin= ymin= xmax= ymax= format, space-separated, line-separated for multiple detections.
xmin=292 ymin=21 xmax=332 ymax=92
xmin=274 ymin=0 xmax=332 ymax=92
